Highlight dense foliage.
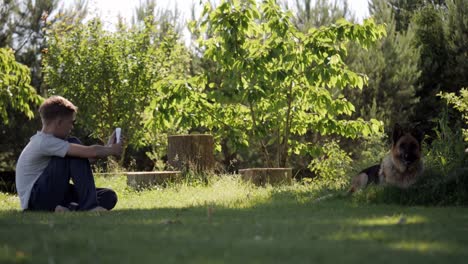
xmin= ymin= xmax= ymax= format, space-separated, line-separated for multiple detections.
xmin=1 ymin=0 xmax=467 ymax=187
xmin=0 ymin=48 xmax=42 ymax=124
xmin=439 ymin=89 xmax=468 ymax=142
xmin=145 ymin=0 xmax=385 ymax=170
xmin=43 ymin=18 xmax=190 ymax=147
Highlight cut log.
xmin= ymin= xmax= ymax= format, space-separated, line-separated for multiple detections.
xmin=239 ymin=168 xmax=292 ymax=186
xmin=126 ymin=171 xmax=182 ymax=189
xmin=167 ymin=134 xmax=215 ymax=173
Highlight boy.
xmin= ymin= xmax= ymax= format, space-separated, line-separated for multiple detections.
xmin=16 ymin=96 xmax=123 ymax=212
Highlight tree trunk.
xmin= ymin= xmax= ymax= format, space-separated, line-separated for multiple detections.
xmin=167 ymin=134 xmax=215 ymax=173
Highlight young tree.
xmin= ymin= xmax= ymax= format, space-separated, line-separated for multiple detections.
xmin=43 ymin=18 xmax=190 ymax=150
xmin=439 ymin=89 xmax=468 ymax=142
xmin=148 ymin=0 xmax=385 ymax=168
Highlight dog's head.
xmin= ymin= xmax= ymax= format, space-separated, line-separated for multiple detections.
xmin=392 ymin=123 xmax=424 ymax=167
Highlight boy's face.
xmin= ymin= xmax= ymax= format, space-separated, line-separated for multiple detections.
xmin=54 ymin=113 xmax=76 ymax=139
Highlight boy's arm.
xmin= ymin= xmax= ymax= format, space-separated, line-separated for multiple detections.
xmin=88 ymin=132 xmax=118 ymax=163
xmin=67 ymin=143 xmax=122 ymax=159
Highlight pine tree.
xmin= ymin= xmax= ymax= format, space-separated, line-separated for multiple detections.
xmin=387 ymin=0 xmax=425 ymax=32
xmin=132 ymin=0 xmax=184 ymax=38
xmin=346 ymin=0 xmax=421 ymax=128
xmin=411 ymin=4 xmax=449 ymax=128
xmin=1 ymin=0 xmax=88 ymax=93
xmin=0 ymin=0 xmax=18 ymax=48
xmin=284 ymin=0 xmax=352 ymax=31
xmin=445 ymin=0 xmax=468 ymax=91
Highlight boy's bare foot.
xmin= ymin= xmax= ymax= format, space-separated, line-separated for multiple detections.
xmin=90 ymin=206 xmax=108 ymax=212
xmin=55 ymin=205 xmax=70 ymax=212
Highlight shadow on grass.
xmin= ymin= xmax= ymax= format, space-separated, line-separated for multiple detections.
xmin=351 ymin=167 xmax=468 ymax=206
xmin=1 ymin=190 xmax=468 ymax=264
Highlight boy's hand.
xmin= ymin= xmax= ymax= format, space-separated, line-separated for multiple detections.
xmin=110 ymin=142 xmax=123 ymax=157
xmin=107 ymin=129 xmax=124 ymax=156
xmin=107 ymin=130 xmax=117 ymax=146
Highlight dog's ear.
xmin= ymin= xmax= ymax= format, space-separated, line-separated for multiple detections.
xmin=411 ymin=126 xmax=424 ymax=145
xmin=392 ymin=123 xmax=404 ymax=144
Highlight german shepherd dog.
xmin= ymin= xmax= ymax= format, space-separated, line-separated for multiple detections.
xmin=349 ymin=124 xmax=424 ymax=193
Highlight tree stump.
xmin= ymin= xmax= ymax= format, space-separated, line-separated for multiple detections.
xmin=167 ymin=134 xmax=215 ymax=173
xmin=239 ymin=168 xmax=292 ymax=186
xmin=126 ymin=171 xmax=182 ymax=189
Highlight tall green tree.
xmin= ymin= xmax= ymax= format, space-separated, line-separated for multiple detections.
xmin=132 ymin=0 xmax=184 ymax=37
xmin=445 ymin=0 xmax=468 ymax=92
xmin=1 ymin=0 xmax=88 ymax=92
xmin=346 ymin=0 xmax=421 ymax=128
xmin=284 ymin=0 xmax=352 ymax=31
xmin=386 ymin=0 xmax=425 ymax=32
xmin=148 ymin=0 xmax=385 ymax=168
xmin=384 ymin=0 xmax=447 ymax=32
xmin=0 ymin=0 xmax=18 ymax=48
xmin=411 ymin=4 xmax=449 ymax=127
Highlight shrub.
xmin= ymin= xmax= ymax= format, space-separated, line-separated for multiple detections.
xmin=308 ymin=140 xmax=353 ymax=190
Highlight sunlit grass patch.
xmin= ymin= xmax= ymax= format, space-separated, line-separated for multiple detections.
xmin=0 ymin=192 xmax=18 ymax=211
xmin=1 ymin=175 xmax=468 ymax=263
xmin=348 ymin=214 xmax=428 ymax=226
xmin=102 ymin=174 xmax=322 ymax=210
xmin=389 ymin=241 xmax=460 ymax=254
xmin=327 ymin=230 xmax=389 ymax=242
xmin=96 ymin=174 xmax=272 ymax=209
xmin=1 ymin=174 xmax=323 ymax=211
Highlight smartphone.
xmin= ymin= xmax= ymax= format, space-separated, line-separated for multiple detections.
xmin=115 ymin=128 xmax=121 ymax=143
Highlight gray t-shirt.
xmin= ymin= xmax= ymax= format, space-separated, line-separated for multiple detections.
xmin=16 ymin=132 xmax=70 ymax=209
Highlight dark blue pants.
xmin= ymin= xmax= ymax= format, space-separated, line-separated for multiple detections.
xmin=28 ymin=137 xmax=117 ymax=211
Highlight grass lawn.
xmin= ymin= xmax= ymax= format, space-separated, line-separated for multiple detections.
xmin=1 ymin=175 xmax=468 ymax=264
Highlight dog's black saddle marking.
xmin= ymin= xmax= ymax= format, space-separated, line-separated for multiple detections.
xmin=361 ymin=164 xmax=381 ymax=185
